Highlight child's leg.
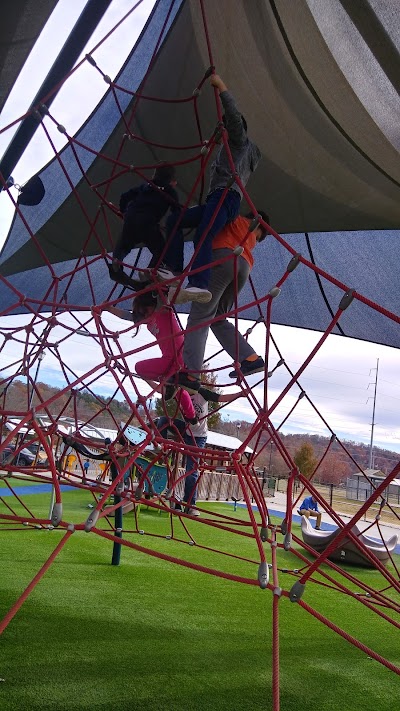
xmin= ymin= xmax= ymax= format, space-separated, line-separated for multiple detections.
xmin=142 ymin=223 xmax=165 ymax=269
xmin=174 ymin=388 xmax=196 ymax=419
xmin=135 ymin=359 xmax=195 ymax=419
xmin=113 ymin=208 xmax=139 ymax=263
xmin=163 ymin=205 xmax=205 ymax=273
xmin=188 ymin=190 xmax=241 ymax=289
xmin=183 ymin=434 xmax=207 ymax=507
xmin=211 ymin=253 xmax=255 ymax=363
xmin=135 ymin=358 xmax=173 ymax=380
xmin=113 ymin=229 xmax=131 ymax=264
xmin=183 ymin=248 xmax=236 ymax=375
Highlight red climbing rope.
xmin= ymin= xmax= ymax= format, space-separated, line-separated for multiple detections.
xmin=0 ymin=4 xmax=399 ymax=704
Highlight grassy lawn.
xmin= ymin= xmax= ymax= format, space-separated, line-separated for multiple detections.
xmin=0 ymin=487 xmax=399 ymax=711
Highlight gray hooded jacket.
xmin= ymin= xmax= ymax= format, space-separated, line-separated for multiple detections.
xmin=208 ymin=90 xmax=261 ymax=199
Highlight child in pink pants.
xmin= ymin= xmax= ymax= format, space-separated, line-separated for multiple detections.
xmin=106 ymin=293 xmax=196 ymax=421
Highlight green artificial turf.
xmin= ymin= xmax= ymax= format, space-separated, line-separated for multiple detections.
xmin=0 ymin=489 xmax=399 ymax=711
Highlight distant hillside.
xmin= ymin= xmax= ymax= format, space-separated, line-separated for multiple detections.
xmin=217 ymin=420 xmax=399 ymax=483
xmin=0 ymin=379 xmax=134 ymax=432
xmin=2 ymin=379 xmax=398 ymax=482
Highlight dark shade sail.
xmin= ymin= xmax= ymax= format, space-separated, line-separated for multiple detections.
xmin=0 ymin=0 xmax=399 ymax=348
xmin=0 ymin=0 xmax=58 ymax=115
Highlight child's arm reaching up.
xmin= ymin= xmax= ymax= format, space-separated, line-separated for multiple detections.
xmin=104 ymin=306 xmax=133 ymax=322
xmin=198 ymin=386 xmax=251 ymax=403
xmin=218 ymin=387 xmax=251 ymax=402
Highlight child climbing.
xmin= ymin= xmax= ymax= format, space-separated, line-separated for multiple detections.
xmin=154 ymin=385 xmax=251 ymax=515
xmin=163 ymin=74 xmax=261 ymax=304
xmin=104 ymin=292 xmax=197 ymax=423
xmin=110 ymin=163 xmax=180 ymax=285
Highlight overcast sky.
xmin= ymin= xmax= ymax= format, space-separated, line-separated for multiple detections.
xmin=0 ymin=0 xmax=399 ymax=461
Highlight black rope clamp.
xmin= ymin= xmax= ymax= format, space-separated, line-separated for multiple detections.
xmin=287 ymin=253 xmax=301 ymax=273
xmin=32 ymin=110 xmax=42 ymax=122
xmin=213 ymin=121 xmax=225 ymax=143
xmin=86 ymin=54 xmax=97 ymax=67
xmin=249 ymin=215 xmax=261 ymax=232
xmin=339 ymin=288 xmax=355 ymax=311
xmin=204 ymin=65 xmax=215 ymax=79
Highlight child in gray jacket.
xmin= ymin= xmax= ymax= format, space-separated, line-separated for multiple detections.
xmin=163 ymin=74 xmax=261 ymax=305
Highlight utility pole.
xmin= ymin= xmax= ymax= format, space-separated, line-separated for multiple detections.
xmin=268 ymin=441 xmax=273 ymax=475
xmin=29 ymin=350 xmax=46 ymax=408
xmin=368 ymin=358 xmax=379 ymax=470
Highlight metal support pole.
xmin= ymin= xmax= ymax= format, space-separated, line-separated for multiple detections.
xmin=0 ymin=0 xmax=113 ymax=186
xmin=111 ymin=462 xmax=122 ymax=566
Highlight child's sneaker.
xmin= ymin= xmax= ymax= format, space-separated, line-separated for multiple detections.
xmin=229 ymin=356 xmax=265 ymax=379
xmin=138 ymin=269 xmax=152 ymax=282
xmin=176 ymin=372 xmax=201 ymax=393
xmin=108 ymin=265 xmax=132 ymax=285
xmin=169 ymin=285 xmax=212 ymax=304
xmin=164 ymin=490 xmax=182 ymax=510
xmin=108 ymin=264 xmax=123 ymax=280
xmin=166 ymin=373 xmax=200 ymax=395
xmin=111 ymin=258 xmax=121 ymax=273
xmin=197 ymin=385 xmax=219 ymax=403
xmin=186 ymin=507 xmax=201 ymax=517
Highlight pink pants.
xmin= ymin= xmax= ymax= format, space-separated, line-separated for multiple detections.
xmin=135 ymin=357 xmax=195 ymax=419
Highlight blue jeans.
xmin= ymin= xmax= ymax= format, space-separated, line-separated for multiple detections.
xmin=156 ymin=417 xmax=207 ymax=506
xmin=164 ymin=189 xmax=240 ymax=288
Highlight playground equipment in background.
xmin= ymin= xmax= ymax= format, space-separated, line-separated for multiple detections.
xmin=300 ymin=515 xmax=398 ymax=567
xmin=124 ymin=424 xmax=169 ymax=498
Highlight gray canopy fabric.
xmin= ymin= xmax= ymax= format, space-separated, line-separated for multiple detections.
xmin=0 ymin=0 xmax=399 ymax=347
xmin=0 ymin=0 xmax=58 ymax=115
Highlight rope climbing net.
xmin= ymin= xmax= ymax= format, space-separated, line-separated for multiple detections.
xmin=0 ymin=0 xmax=399 ymax=703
